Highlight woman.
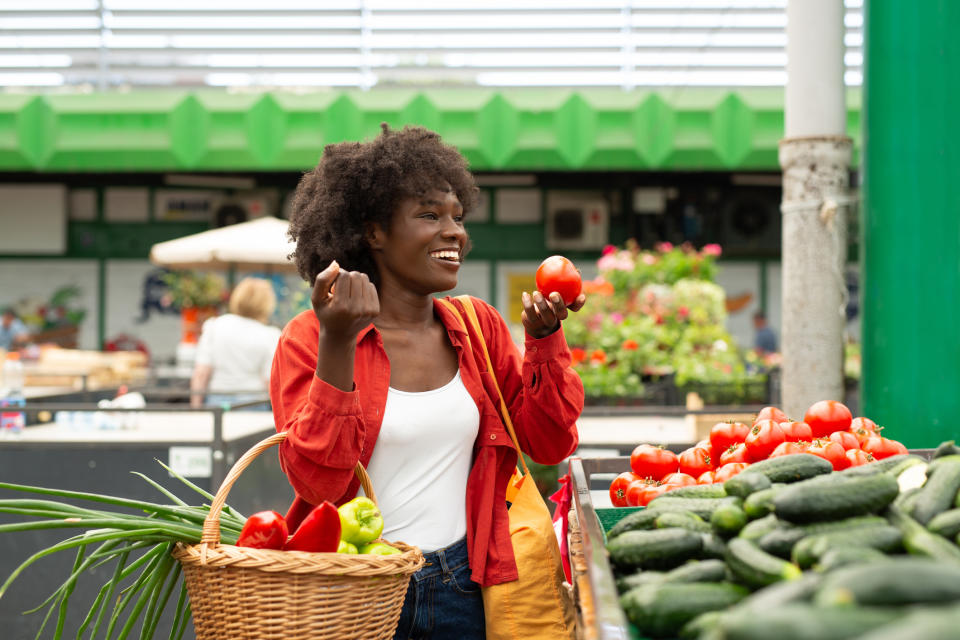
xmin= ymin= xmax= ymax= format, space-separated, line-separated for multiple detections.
xmin=271 ymin=124 xmax=585 ymax=639
xmin=190 ymin=277 xmax=281 ymax=409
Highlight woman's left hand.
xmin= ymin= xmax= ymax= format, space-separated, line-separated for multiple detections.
xmin=521 ymin=291 xmax=586 ymax=339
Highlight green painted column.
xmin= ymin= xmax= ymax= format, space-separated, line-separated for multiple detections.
xmin=862 ymin=2 xmax=960 ymax=447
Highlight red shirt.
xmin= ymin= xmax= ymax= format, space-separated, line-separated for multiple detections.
xmin=270 ymin=296 xmax=582 ymax=586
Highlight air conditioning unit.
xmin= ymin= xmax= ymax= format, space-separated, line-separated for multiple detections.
xmin=721 ymin=190 xmax=781 ymax=250
xmin=545 ymin=192 xmax=609 ymax=250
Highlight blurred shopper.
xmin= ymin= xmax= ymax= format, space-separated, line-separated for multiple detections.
xmin=190 ymin=278 xmax=281 ymax=409
xmin=0 ymin=308 xmax=29 ymax=351
xmin=753 ymin=310 xmax=778 ymax=354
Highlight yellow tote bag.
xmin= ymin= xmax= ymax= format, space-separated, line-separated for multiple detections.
xmin=440 ymin=296 xmax=576 ymax=640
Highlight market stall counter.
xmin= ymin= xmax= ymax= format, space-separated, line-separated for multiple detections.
xmin=0 ymin=402 xmax=294 ymax=639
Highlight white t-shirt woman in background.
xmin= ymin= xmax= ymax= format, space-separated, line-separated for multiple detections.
xmin=190 ymin=277 xmax=281 ymax=409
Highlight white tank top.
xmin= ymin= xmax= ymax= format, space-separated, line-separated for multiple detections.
xmin=364 ymin=370 xmax=480 ymax=552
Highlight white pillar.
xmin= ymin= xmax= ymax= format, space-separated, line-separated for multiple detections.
xmin=779 ymin=0 xmax=852 ymax=418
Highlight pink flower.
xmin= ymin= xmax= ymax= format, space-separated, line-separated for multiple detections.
xmin=703 ymin=243 xmax=722 ymax=257
xmin=609 ymin=312 xmax=624 ymax=325
xmin=601 ymin=244 xmax=617 ymax=256
xmin=641 ymin=253 xmax=657 ymax=265
xmin=677 ymin=306 xmax=689 ymax=318
xmin=655 ymin=242 xmax=674 ymax=253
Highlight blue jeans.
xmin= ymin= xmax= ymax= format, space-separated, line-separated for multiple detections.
xmin=393 ymin=537 xmax=485 ymax=640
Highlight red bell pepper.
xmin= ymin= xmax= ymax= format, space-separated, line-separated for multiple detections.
xmin=284 ymin=500 xmax=341 ymax=553
xmin=236 ymin=511 xmax=288 ymax=550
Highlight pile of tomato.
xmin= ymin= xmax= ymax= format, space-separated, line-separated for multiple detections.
xmin=608 ymin=400 xmax=910 ymax=507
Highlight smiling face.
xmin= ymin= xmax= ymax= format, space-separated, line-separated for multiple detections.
xmin=368 ymin=186 xmax=469 ymax=296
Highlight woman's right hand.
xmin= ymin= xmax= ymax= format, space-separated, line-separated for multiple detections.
xmin=312 ymin=261 xmax=380 ymax=340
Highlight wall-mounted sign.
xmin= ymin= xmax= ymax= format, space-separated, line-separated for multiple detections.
xmin=154 ymin=189 xmax=223 ymax=222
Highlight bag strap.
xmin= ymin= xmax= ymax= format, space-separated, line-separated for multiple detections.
xmin=438 ymin=296 xmax=531 ymax=478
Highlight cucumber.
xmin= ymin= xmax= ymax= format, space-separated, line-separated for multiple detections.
xmin=664 ymin=483 xmax=728 ymax=499
xmin=606 ymin=528 xmax=704 ymax=570
xmin=620 ymin=582 xmax=748 ymax=638
xmin=841 ymin=453 xmax=924 ymax=477
xmin=743 ymin=484 xmax=784 ymax=519
xmin=910 ymin=456 xmax=960 ymax=524
xmin=814 ymin=557 xmax=960 ymax=606
xmin=852 ymin=606 xmax=960 ymax=640
xmin=655 ymin=510 xmax=712 ymax=534
xmin=725 ymin=537 xmax=802 ymax=589
xmin=885 ymin=504 xmax=960 ymax=564
xmin=728 ymin=571 xmax=822 ymax=614
xmin=760 ymin=516 xmax=891 ymax=560
xmin=932 ymin=440 xmax=960 ymax=460
xmin=699 ymin=532 xmax=728 ymax=560
xmin=741 ymin=453 xmax=833 ymax=483
xmin=815 ymin=546 xmax=890 ymax=572
xmin=616 ymin=570 xmax=665 ymax=593
xmin=607 ymin=507 xmax=662 ymax=539
xmin=739 ymin=514 xmax=785 ymax=541
xmin=661 ymin=558 xmax=729 ymax=584
xmin=718 ymin=604 xmax=901 ymax=640
xmin=679 ymin=610 xmax=726 ymax=640
xmin=711 ymin=501 xmax=748 ymax=537
xmin=790 ymin=524 xmax=903 ymax=569
xmin=645 ymin=495 xmax=743 ymax=520
xmin=925 ymin=453 xmax=960 ymax=476
xmin=926 ymin=507 xmax=960 ymax=538
xmin=723 ymin=472 xmax=772 ymax=499
xmin=773 ymin=472 xmax=899 ymax=523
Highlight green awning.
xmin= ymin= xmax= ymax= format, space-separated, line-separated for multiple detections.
xmin=0 ymin=89 xmax=861 ymax=172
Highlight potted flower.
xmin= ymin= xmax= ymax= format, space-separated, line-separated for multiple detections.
xmin=160 ymin=270 xmax=226 ymax=344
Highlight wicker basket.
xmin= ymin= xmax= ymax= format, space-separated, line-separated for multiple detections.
xmin=172 ymin=431 xmax=425 ymax=640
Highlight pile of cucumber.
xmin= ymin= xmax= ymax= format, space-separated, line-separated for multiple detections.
xmin=605 ymin=446 xmax=960 ymax=640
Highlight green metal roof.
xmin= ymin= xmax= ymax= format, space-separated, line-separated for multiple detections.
xmin=0 ymin=89 xmax=861 ymax=172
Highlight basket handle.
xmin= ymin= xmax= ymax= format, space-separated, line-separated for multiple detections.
xmin=201 ymin=431 xmax=377 ymax=546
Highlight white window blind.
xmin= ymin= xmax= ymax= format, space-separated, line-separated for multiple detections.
xmin=0 ymin=0 xmax=863 ymax=89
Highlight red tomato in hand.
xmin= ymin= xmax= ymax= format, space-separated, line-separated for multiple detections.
xmin=845 ymin=449 xmax=876 ymax=467
xmin=719 ymin=442 xmax=751 ymax=466
xmin=237 ymin=511 xmax=289 ymax=550
xmin=769 ymin=441 xmax=810 ymax=458
xmin=661 ymin=472 xmax=697 ymax=488
xmin=678 ymin=446 xmax=713 ymax=478
xmin=745 ymin=420 xmax=786 ymax=461
xmin=780 ymin=421 xmax=813 ymax=442
xmin=714 ymin=462 xmax=750 ymax=483
xmin=829 ymin=430 xmax=861 ymax=451
xmin=807 ymin=439 xmax=849 ymax=470
xmin=863 ymin=436 xmax=909 ymax=460
xmin=609 ymin=471 xmax=640 ymax=507
xmin=804 ymin=400 xmax=853 ymax=438
xmin=630 ymin=444 xmax=678 ymax=481
xmin=709 ymin=422 xmax=750 ymax=456
xmin=535 ymin=255 xmax=582 ymax=306
xmin=755 ymin=406 xmax=789 ymax=425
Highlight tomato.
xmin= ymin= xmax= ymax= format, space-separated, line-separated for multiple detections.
xmin=804 ymin=400 xmax=853 ymax=438
xmin=236 ymin=511 xmax=289 ymax=550
xmin=807 ymin=439 xmax=849 ymax=470
xmin=661 ymin=472 xmax=697 ymax=488
xmin=780 ymin=421 xmax=813 ymax=442
xmin=697 ymin=471 xmax=716 ymax=485
xmin=845 ymin=449 xmax=876 ymax=467
xmin=709 ymin=422 xmax=751 ymax=456
xmin=863 ymin=436 xmax=909 ymax=460
xmin=535 ymin=255 xmax=582 ymax=306
xmin=828 ymin=430 xmax=861 ymax=451
xmin=744 ymin=420 xmax=786 ymax=461
xmin=630 ymin=444 xmax=679 ymax=481
xmin=850 ymin=416 xmax=879 ymax=433
xmin=755 ymin=406 xmax=789 ymax=425
xmin=609 ymin=471 xmax=640 ymax=507
xmin=678 ymin=446 xmax=713 ymax=478
xmin=285 ymin=501 xmax=341 ymax=553
xmin=627 ymin=480 xmax=667 ymax=507
xmin=714 ymin=462 xmax=750 ymax=483
xmin=624 ymin=479 xmax=650 ymax=507
xmin=719 ymin=442 xmax=751 ymax=466
xmin=769 ymin=441 xmax=809 ymax=458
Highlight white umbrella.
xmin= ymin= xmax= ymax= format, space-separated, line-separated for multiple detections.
xmin=149 ymin=217 xmax=298 ymax=272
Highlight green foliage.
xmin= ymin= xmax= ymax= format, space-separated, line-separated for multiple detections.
xmin=161 ymin=270 xmax=226 ymax=309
